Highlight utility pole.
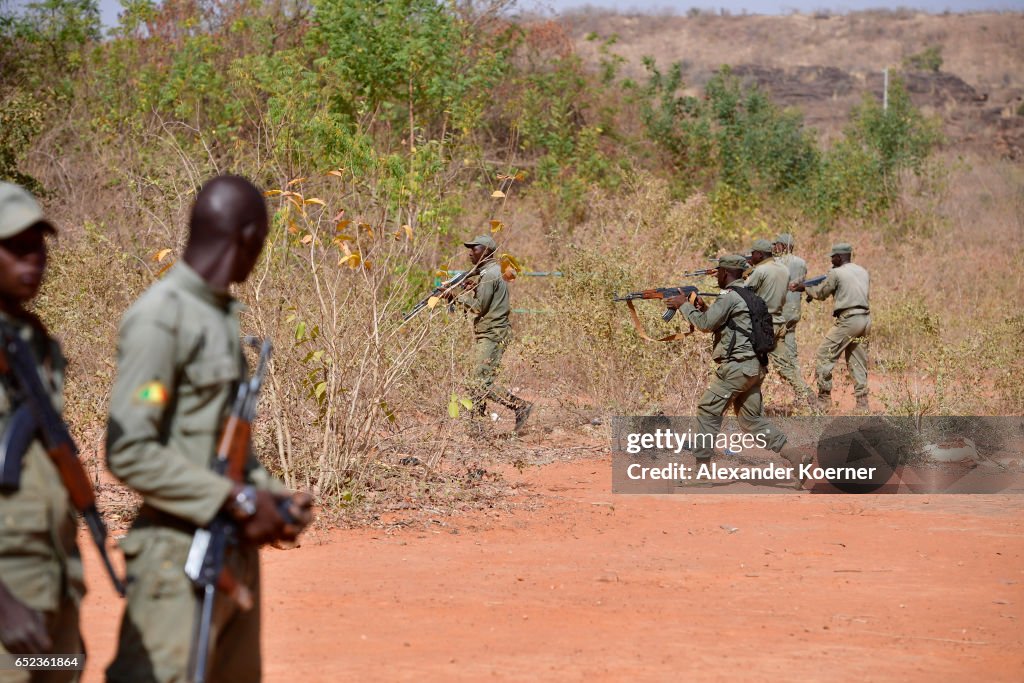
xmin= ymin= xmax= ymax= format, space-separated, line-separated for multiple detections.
xmin=883 ymin=67 xmax=889 ymax=111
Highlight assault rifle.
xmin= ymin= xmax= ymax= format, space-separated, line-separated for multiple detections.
xmin=0 ymin=321 xmax=127 ymax=597
xmin=184 ymin=337 xmax=293 ymax=683
xmin=613 ymin=286 xmax=720 ymax=322
xmin=402 ymin=260 xmax=484 ymax=323
xmin=680 ymin=267 xmax=717 ymax=278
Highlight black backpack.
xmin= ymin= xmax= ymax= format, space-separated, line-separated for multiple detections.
xmin=724 ymin=286 xmax=776 ymax=365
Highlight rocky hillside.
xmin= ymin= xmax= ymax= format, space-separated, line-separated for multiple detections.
xmin=560 ymin=10 xmax=1024 ymax=157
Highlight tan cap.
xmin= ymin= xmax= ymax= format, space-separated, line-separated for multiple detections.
xmin=751 ymin=239 xmax=773 ymax=254
xmin=718 ymin=254 xmax=749 ymax=271
xmin=0 ymin=183 xmax=55 ymax=240
xmin=830 ymin=242 xmax=853 ymax=256
xmin=773 ymin=233 xmax=794 ymax=247
xmin=463 ymin=234 xmax=497 ymax=251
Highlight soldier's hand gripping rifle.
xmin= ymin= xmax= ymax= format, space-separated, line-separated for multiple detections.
xmin=0 ymin=322 xmax=127 ymax=597
xmin=402 ymin=260 xmax=484 ymax=323
xmin=790 ymin=274 xmax=826 ymax=302
xmin=184 ymin=337 xmax=295 ymax=683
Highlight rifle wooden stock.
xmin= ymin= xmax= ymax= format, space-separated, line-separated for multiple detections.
xmin=0 ymin=323 xmax=127 ymax=597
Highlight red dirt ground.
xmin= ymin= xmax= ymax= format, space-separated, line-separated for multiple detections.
xmin=80 ymin=456 xmax=1024 ymax=682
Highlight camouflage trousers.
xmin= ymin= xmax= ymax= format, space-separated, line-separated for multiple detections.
xmin=694 ymin=358 xmax=788 ymax=460
xmin=0 ymin=599 xmax=81 ymax=683
xmin=106 ymin=527 xmax=261 ymax=683
xmin=471 ymin=334 xmax=526 ymax=414
xmin=815 ymin=312 xmax=871 ymax=398
xmin=769 ymin=322 xmax=811 ymax=396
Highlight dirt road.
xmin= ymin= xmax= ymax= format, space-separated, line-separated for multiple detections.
xmin=80 ymin=457 xmax=1023 ymax=682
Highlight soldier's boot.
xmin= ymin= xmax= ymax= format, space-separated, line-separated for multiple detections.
xmin=779 ymin=442 xmax=812 ymax=489
xmin=855 ymin=395 xmax=870 ymax=414
xmin=513 ymin=400 xmax=534 ymax=434
xmin=811 ymin=391 xmax=832 ymax=413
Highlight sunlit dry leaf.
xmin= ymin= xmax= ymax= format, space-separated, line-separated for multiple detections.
xmin=288 ymin=221 xmax=299 ymax=235
xmin=327 ymin=169 xmax=344 ymax=178
xmin=514 ymin=171 xmax=526 ymax=181
xmin=152 ymin=248 xmax=172 ymax=262
xmin=155 ymin=261 xmax=174 ymax=278
xmin=358 ymin=222 xmax=373 ymax=236
xmin=304 ymin=198 xmax=326 ymax=206
xmin=263 ymin=189 xmax=283 ymax=197
xmin=489 ymin=220 xmax=503 ymax=233
xmin=491 ymin=190 xmax=505 ymax=198
xmin=338 ymin=253 xmax=361 ymax=268
xmin=427 ymin=296 xmax=441 ymax=309
xmin=403 ymin=224 xmax=413 ymax=241
xmin=336 ymin=219 xmax=351 ymax=232
xmin=300 ymin=234 xmax=313 ymax=245
xmin=286 ymin=177 xmax=306 ymax=186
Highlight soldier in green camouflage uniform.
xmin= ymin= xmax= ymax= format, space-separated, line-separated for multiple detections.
xmin=105 ymin=176 xmax=312 ymax=683
xmin=665 ymin=255 xmax=802 ymax=468
xmin=772 ymin=233 xmax=807 ymax=362
xmin=0 ymin=183 xmax=84 ymax=683
xmin=449 ymin=235 xmax=532 ymax=433
xmin=745 ymin=239 xmax=814 ymax=406
xmin=790 ymin=243 xmax=871 ymax=413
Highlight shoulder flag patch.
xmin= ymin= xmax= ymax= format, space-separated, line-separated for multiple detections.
xmin=135 ymin=381 xmax=169 ymax=406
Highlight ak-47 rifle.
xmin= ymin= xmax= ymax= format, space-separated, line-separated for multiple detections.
xmin=184 ymin=336 xmax=293 ymax=683
xmin=402 ymin=260 xmax=484 ymax=323
xmin=680 ymin=267 xmax=717 ymax=278
xmin=0 ymin=321 xmax=127 ymax=597
xmin=613 ymin=286 xmax=720 ymax=322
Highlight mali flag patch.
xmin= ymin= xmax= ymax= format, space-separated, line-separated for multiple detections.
xmin=135 ymin=381 xmax=169 ymax=406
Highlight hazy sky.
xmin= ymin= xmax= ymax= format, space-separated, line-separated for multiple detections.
xmin=8 ymin=0 xmax=1022 ymax=30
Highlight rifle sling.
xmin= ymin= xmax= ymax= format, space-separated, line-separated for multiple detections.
xmin=624 ymin=300 xmax=694 ymax=342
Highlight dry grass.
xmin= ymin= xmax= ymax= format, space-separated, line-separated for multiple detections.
xmin=17 ymin=10 xmax=1024 ymax=519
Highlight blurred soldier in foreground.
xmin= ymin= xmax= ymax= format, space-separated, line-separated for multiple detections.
xmin=0 ymin=183 xmax=84 ymax=683
xmin=105 ymin=175 xmax=312 ymax=683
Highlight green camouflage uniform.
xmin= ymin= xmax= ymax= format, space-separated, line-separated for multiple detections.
xmin=0 ymin=314 xmax=84 ymax=683
xmin=804 ymin=258 xmax=871 ymax=399
xmin=775 ymin=251 xmax=807 ymax=359
xmin=455 ymin=258 xmax=526 ymax=415
xmin=105 ymin=263 xmax=285 ymax=683
xmin=744 ymin=254 xmax=812 ymax=397
xmin=679 ymin=265 xmax=788 ymax=461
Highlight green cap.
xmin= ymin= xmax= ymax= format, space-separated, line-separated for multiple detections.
xmin=829 ymin=242 xmax=853 ymax=256
xmin=718 ymin=254 xmax=749 ymax=271
xmin=774 ymin=233 xmax=794 ymax=247
xmin=751 ymin=239 xmax=773 ymax=254
xmin=464 ymin=234 xmax=497 ymax=251
xmin=0 ymin=182 xmax=55 ymax=240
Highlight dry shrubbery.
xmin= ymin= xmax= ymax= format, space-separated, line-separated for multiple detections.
xmin=5 ymin=2 xmax=1022 ymax=517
